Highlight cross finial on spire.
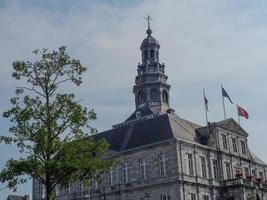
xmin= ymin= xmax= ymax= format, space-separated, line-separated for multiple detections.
xmin=145 ymin=15 xmax=152 ymax=29
xmin=145 ymin=15 xmax=152 ymax=35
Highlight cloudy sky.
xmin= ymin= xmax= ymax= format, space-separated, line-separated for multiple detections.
xmin=1 ymin=0 xmax=267 ymax=198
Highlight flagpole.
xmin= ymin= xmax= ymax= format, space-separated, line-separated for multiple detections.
xmin=221 ymin=84 xmax=226 ymax=120
xmin=203 ymin=89 xmax=209 ymax=133
xmin=237 ymin=104 xmax=241 ymax=125
xmin=203 ymin=89 xmax=208 ymax=125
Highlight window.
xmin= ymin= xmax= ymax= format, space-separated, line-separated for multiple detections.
xmin=188 ymin=193 xmax=196 ymax=200
xmin=225 ymin=162 xmax=231 ymax=179
xmin=93 ymin=178 xmax=98 ymax=189
xmin=215 ymin=195 xmax=222 ymax=200
xmin=212 ymin=159 xmax=219 ymax=180
xmin=240 ymin=141 xmax=246 ymax=155
xmin=200 ymin=156 xmax=207 ymax=178
xmin=162 ymin=90 xmax=168 ymax=104
xmin=221 ymin=134 xmax=227 ymax=150
xmin=159 ymin=154 xmax=166 ymax=176
xmin=121 ymin=162 xmax=129 ymax=183
xmin=140 ymin=159 xmax=147 ymax=180
xmin=259 ymin=171 xmax=264 ymax=180
xmin=161 ymin=194 xmax=170 ymax=200
xmin=252 ymin=169 xmax=256 ymax=177
xmin=63 ymin=186 xmax=69 ymax=195
xmin=144 ymin=50 xmax=148 ymax=59
xmin=138 ymin=91 xmax=145 ymax=104
xmin=150 ymin=49 xmax=154 ymax=59
xmin=244 ymin=167 xmax=249 ymax=177
xmin=75 ymin=181 xmax=83 ymax=191
xmin=150 ymin=89 xmax=158 ymax=101
xmin=107 ymin=168 xmax=113 ymax=186
xmin=186 ymin=153 xmax=194 ymax=175
xmin=231 ymin=137 xmax=237 ymax=152
xmin=203 ymin=195 xmax=209 ymax=200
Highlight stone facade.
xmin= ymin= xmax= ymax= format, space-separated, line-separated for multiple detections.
xmin=32 ymin=22 xmax=267 ymax=200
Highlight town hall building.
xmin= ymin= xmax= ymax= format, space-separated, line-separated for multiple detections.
xmin=33 ymin=20 xmax=267 ymax=200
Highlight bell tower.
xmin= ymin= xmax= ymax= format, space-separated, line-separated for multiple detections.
xmin=133 ymin=16 xmax=171 ymax=113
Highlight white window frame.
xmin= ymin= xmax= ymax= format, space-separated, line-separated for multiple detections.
xmin=203 ymin=195 xmax=209 ymax=200
xmin=200 ymin=156 xmax=207 ymax=178
xmin=225 ymin=162 xmax=231 ymax=179
xmin=140 ymin=159 xmax=147 ymax=180
xmin=107 ymin=168 xmax=113 ymax=186
xmin=159 ymin=154 xmax=166 ymax=176
xmin=93 ymin=178 xmax=98 ymax=189
xmin=160 ymin=194 xmax=170 ymax=200
xmin=259 ymin=171 xmax=264 ymax=180
xmin=121 ymin=162 xmax=129 ymax=183
xmin=240 ymin=140 xmax=246 ymax=155
xmin=188 ymin=193 xmax=196 ymax=200
xmin=186 ymin=153 xmax=194 ymax=176
xmin=231 ymin=137 xmax=237 ymax=152
xmin=221 ymin=134 xmax=227 ymax=150
xmin=212 ymin=159 xmax=218 ymax=180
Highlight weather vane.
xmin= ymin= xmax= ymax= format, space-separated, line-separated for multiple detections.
xmin=145 ymin=15 xmax=152 ymax=29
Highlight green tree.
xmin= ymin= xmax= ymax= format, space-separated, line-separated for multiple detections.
xmin=0 ymin=47 xmax=113 ymax=200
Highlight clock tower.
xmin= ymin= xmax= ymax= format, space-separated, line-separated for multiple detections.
xmin=133 ymin=16 xmax=171 ymax=114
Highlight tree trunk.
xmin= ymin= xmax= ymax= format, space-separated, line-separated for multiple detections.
xmin=46 ymin=184 xmax=53 ymax=200
xmin=46 ymin=191 xmax=53 ymax=200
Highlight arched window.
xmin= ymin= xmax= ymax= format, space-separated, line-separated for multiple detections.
xmin=150 ymin=89 xmax=158 ymax=101
xmin=138 ymin=91 xmax=144 ymax=104
xmin=144 ymin=50 xmax=148 ymax=59
xmin=150 ymin=49 xmax=154 ymax=59
xmin=162 ymin=90 xmax=168 ymax=104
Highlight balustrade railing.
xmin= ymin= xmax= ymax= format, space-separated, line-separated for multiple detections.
xmin=223 ymin=177 xmax=267 ymax=190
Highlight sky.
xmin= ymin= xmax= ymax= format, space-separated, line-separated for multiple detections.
xmin=1 ymin=0 xmax=267 ymax=198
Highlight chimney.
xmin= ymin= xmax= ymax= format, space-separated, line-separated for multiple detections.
xmin=24 ymin=195 xmax=30 ymax=200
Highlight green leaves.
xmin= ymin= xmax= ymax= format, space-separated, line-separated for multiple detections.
xmin=0 ymin=46 xmax=113 ymax=200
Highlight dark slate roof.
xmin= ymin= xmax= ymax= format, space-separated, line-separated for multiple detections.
xmin=95 ymin=113 xmax=201 ymax=152
xmin=124 ymin=107 xmax=154 ymax=122
xmin=140 ymin=35 xmax=160 ymax=49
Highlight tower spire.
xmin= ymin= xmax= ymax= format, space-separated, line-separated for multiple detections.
xmin=133 ymin=18 xmax=171 ymax=114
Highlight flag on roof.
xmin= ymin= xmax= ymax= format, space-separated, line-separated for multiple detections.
xmin=237 ymin=105 xmax=249 ymax=119
xmin=222 ymin=86 xmax=233 ymax=104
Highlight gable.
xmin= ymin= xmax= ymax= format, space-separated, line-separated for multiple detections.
xmin=216 ymin=118 xmax=248 ymax=137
